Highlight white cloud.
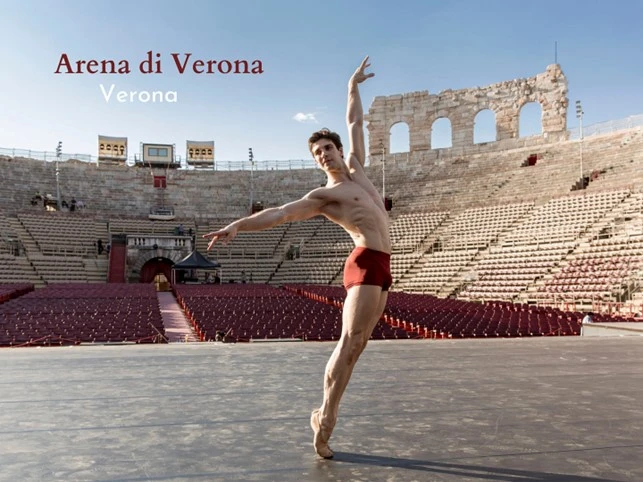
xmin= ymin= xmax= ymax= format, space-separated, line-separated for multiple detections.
xmin=292 ymin=112 xmax=318 ymax=123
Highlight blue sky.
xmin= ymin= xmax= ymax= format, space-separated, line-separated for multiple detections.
xmin=1 ymin=0 xmax=642 ymax=163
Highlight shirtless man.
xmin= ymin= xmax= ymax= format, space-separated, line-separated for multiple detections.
xmin=204 ymin=56 xmax=391 ymax=459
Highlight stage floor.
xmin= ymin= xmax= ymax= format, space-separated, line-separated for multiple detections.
xmin=1 ymin=337 xmax=642 ymax=482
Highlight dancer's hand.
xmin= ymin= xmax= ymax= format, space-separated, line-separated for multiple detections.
xmin=349 ymin=56 xmax=374 ymax=87
xmin=203 ymin=225 xmax=238 ymax=250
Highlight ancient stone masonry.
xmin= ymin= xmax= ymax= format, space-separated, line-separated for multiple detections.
xmin=365 ymin=64 xmax=568 ymax=158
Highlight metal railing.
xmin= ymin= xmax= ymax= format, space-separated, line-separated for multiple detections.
xmin=0 ymin=147 xmax=96 ymax=163
xmin=2 ymin=113 xmax=641 ymax=171
xmin=0 ymin=146 xmax=319 ymax=171
xmin=568 ymin=114 xmax=643 ymax=140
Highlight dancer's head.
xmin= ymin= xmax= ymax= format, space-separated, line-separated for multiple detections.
xmin=309 ymin=128 xmax=344 ymax=172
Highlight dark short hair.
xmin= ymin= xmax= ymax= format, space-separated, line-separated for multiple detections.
xmin=308 ymin=128 xmax=343 ymax=154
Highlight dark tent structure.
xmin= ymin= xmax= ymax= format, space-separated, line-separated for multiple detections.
xmin=171 ymin=250 xmax=221 ymax=285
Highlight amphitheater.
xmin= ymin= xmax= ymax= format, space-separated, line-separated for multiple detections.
xmin=1 ymin=64 xmax=642 ymax=344
xmin=1 ymin=65 xmax=643 ymax=481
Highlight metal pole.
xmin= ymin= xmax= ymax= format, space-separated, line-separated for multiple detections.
xmin=55 ymin=142 xmax=62 ymax=210
xmin=579 ymin=113 xmax=584 ymax=181
xmin=381 ymin=142 xmax=386 ymax=199
xmin=56 ymin=162 xmax=61 ymax=210
xmin=249 ymin=148 xmax=254 ymax=213
xmin=576 ymin=101 xmax=584 ymax=185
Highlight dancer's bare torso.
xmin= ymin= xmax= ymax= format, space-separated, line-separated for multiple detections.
xmin=312 ymin=173 xmax=391 ymax=254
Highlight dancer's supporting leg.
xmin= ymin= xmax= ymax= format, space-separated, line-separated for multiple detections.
xmin=311 ymin=284 xmax=388 ymax=458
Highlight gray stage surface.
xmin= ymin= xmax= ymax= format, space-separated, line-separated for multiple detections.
xmin=1 ymin=337 xmax=642 ymax=482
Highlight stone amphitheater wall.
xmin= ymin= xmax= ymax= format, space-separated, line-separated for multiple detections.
xmin=0 ymin=156 xmax=326 ymax=219
xmin=2 ymin=126 xmax=641 ymax=220
xmin=365 ymin=64 xmax=568 ymax=156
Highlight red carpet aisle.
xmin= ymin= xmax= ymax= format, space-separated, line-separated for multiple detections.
xmin=157 ymin=291 xmax=200 ymax=342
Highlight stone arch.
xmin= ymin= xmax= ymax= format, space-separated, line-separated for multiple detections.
xmin=389 ymin=121 xmax=410 ymax=153
xmin=431 ymin=117 xmax=453 ymax=149
xmin=474 ymin=108 xmax=497 ymax=144
xmin=365 ymin=64 xmax=568 ymax=157
xmin=129 ymin=249 xmax=186 ymax=282
xmin=519 ymin=101 xmax=543 ymax=138
xmin=140 ymin=257 xmax=174 ymax=283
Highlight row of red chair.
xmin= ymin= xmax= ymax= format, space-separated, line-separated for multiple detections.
xmin=0 ymin=283 xmax=165 ymax=347
xmin=0 ymin=283 xmax=34 ymax=304
xmin=174 ymin=284 xmax=412 ymax=342
xmin=286 ymin=286 xmax=588 ymax=338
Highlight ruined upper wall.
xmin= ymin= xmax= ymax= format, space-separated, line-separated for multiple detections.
xmin=365 ymin=64 xmax=568 ymax=155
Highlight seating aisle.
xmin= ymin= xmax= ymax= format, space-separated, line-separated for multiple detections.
xmin=157 ymin=292 xmax=200 ymax=343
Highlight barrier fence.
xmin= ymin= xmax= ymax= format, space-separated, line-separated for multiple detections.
xmin=2 ymin=114 xmax=641 ymax=171
xmin=0 ymin=147 xmax=319 ymax=171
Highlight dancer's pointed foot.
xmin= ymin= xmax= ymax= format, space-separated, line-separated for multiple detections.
xmin=310 ymin=409 xmax=334 ymax=459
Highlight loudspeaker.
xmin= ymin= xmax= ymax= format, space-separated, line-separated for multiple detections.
xmin=251 ymin=201 xmax=264 ymax=214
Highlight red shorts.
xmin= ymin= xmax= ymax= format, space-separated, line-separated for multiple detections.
xmin=343 ymin=247 xmax=393 ymax=291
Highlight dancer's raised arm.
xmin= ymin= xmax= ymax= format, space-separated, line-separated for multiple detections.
xmin=346 ymin=56 xmax=374 ymax=169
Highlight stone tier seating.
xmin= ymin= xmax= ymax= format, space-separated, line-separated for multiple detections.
xmin=531 ymin=194 xmax=643 ymax=302
xmin=199 ymin=217 xmax=350 ymax=261
xmin=0 ymin=211 xmax=20 ymax=255
xmin=30 ymin=255 xmax=88 ymax=283
xmin=457 ymin=190 xmax=631 ymax=301
xmin=0 ymin=283 xmax=165 ymax=347
xmin=203 ymin=258 xmax=281 ymax=284
xmin=390 ymin=252 xmax=424 ymax=285
xmin=404 ymin=249 xmax=480 ymax=294
xmin=583 ymin=129 xmax=643 ymax=192
xmin=389 ymin=211 xmax=448 ymax=252
xmin=18 ymin=212 xmax=107 ymax=256
xmin=271 ymin=257 xmax=346 ymax=286
xmin=0 ymin=127 xmax=641 ymax=308
xmin=459 ymin=243 xmax=574 ymax=301
xmin=0 ymin=255 xmax=40 ymax=284
xmin=0 ymin=254 xmax=107 ymax=287
xmin=0 ymin=187 xmax=638 ymax=306
xmin=383 ymin=128 xmax=642 ymax=216
xmin=275 ymin=217 xmax=325 ymax=257
xmin=441 ymin=202 xmax=534 ymax=249
xmin=537 ymin=255 xmax=639 ymax=301
xmin=535 ymin=229 xmax=643 ymax=302
xmin=300 ymin=218 xmax=353 ymax=256
xmin=202 ymin=220 xmax=287 ymax=259
xmin=502 ymin=190 xmax=628 ymax=246
xmin=109 ymin=217 xmax=196 ymax=236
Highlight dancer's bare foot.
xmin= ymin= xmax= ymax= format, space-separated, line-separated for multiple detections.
xmin=310 ymin=409 xmax=334 ymax=459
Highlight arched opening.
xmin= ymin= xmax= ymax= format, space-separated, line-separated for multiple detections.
xmin=519 ymin=102 xmax=543 ymax=137
xmin=140 ymin=257 xmax=174 ymax=284
xmin=389 ymin=121 xmax=410 ymax=153
xmin=431 ymin=117 xmax=452 ymax=149
xmin=474 ymin=109 xmax=497 ymax=144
